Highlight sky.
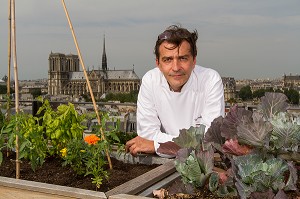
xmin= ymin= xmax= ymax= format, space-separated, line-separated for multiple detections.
xmin=0 ymin=0 xmax=299 ymax=81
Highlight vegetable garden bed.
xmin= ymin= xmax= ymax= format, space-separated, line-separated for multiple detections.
xmin=0 ymin=150 xmax=175 ymax=198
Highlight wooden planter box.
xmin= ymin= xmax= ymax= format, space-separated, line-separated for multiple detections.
xmin=0 ymin=154 xmax=178 ymax=199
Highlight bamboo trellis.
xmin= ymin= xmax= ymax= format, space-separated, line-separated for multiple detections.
xmin=61 ymin=0 xmax=112 ymax=169
xmin=10 ymin=0 xmax=21 ymax=179
xmin=7 ymin=0 xmax=11 ymax=121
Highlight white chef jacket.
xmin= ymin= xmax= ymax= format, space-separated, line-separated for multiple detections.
xmin=137 ymin=65 xmax=225 ymax=154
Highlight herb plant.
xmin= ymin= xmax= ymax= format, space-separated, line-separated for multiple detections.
xmin=1 ymin=112 xmax=48 ymax=171
xmin=37 ymin=99 xmax=86 ymax=155
xmin=0 ymin=99 xmax=88 ymax=171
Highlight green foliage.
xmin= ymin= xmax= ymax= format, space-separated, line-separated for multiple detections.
xmin=61 ymin=137 xmax=109 ymax=189
xmin=205 ymin=92 xmax=299 ymax=198
xmin=0 ymin=99 xmax=125 ymax=189
xmin=252 ymin=89 xmax=266 ymax=99
xmin=284 ymin=88 xmax=299 ymax=105
xmin=0 ymin=111 xmax=4 ymax=131
xmin=0 ymin=85 xmax=14 ymax=94
xmin=103 ymin=90 xmax=139 ymax=103
xmin=61 ymin=139 xmax=87 ymax=175
xmin=159 ymin=92 xmax=299 ymax=198
xmin=30 ymin=88 xmax=42 ymax=99
xmin=238 ymin=85 xmax=252 ymax=101
xmin=233 ymin=153 xmax=294 ymax=199
xmin=38 ymin=100 xmax=86 ymax=155
xmin=174 ymin=147 xmax=214 ymax=188
xmin=237 ymin=112 xmax=273 ymax=147
xmin=173 ymin=126 xmax=205 ymax=149
xmin=0 ymin=99 xmax=87 ymax=170
xmin=170 ymin=126 xmax=219 ymax=190
xmin=1 ymin=113 xmax=48 ymax=171
xmin=270 ymin=112 xmax=300 ymax=151
xmin=0 ymin=128 xmax=4 ymax=165
xmin=209 ymin=172 xmax=237 ymax=197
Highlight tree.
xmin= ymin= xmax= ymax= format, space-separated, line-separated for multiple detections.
xmin=265 ymin=87 xmax=274 ymax=92
xmin=284 ymin=88 xmax=299 ymax=105
xmin=227 ymin=98 xmax=237 ymax=104
xmin=238 ymin=85 xmax=252 ymax=101
xmin=252 ymin=89 xmax=265 ymax=99
xmin=274 ymin=89 xmax=283 ymax=93
xmin=0 ymin=85 xmax=14 ymax=94
xmin=30 ymin=88 xmax=42 ymax=99
xmin=104 ymin=90 xmax=138 ymax=103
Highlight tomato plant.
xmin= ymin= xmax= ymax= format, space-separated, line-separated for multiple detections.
xmin=37 ymin=99 xmax=86 ymax=155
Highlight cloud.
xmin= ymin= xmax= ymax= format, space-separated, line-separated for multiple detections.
xmin=0 ymin=0 xmax=299 ymax=80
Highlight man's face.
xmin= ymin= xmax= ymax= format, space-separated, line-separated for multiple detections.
xmin=156 ymin=40 xmax=196 ymax=92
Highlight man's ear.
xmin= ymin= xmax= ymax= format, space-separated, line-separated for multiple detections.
xmin=155 ymin=58 xmax=159 ymax=67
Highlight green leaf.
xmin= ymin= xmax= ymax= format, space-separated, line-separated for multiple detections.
xmin=209 ymin=172 xmax=219 ymax=192
xmin=233 ymin=153 xmax=291 ymax=197
xmin=0 ymin=152 xmax=2 ymax=165
xmin=173 ymin=125 xmax=205 ymax=149
xmin=204 ymin=116 xmax=225 ymax=151
xmin=259 ymin=92 xmax=288 ymax=120
xmin=175 ymin=147 xmax=214 ymax=188
xmin=237 ymin=112 xmax=273 ymax=147
xmin=270 ymin=112 xmax=300 ymax=150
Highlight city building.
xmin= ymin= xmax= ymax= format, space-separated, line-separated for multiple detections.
xmin=47 ymin=36 xmax=140 ymax=100
xmin=222 ymin=77 xmax=236 ymax=101
xmin=283 ymin=73 xmax=300 ymax=91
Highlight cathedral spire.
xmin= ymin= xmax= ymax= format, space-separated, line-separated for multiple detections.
xmin=102 ymin=34 xmax=108 ymax=71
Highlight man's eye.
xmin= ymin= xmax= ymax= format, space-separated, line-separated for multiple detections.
xmin=180 ymin=57 xmax=188 ymax=61
xmin=163 ymin=58 xmax=172 ymax=63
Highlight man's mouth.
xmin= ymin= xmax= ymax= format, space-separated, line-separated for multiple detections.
xmin=170 ymin=73 xmax=185 ymax=77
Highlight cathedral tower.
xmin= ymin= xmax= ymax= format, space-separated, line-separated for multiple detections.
xmin=102 ymin=35 xmax=108 ymax=71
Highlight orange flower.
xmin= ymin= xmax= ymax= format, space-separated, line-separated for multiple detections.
xmin=84 ymin=134 xmax=100 ymax=145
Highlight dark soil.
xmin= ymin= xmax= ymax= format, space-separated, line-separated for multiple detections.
xmin=0 ymin=151 xmax=159 ymax=192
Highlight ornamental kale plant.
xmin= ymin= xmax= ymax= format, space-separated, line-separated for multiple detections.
xmin=232 ymin=153 xmax=296 ymax=199
xmin=204 ymin=92 xmax=299 ymax=198
xmin=158 ymin=126 xmax=237 ymax=197
xmin=158 ymin=92 xmax=299 ymax=198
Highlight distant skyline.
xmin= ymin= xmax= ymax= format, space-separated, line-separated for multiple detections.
xmin=0 ymin=0 xmax=299 ymax=80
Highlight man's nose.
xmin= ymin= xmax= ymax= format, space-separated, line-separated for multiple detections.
xmin=172 ymin=59 xmax=180 ymax=71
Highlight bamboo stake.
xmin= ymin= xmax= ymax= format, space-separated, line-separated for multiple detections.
xmin=60 ymin=0 xmax=112 ymax=169
xmin=7 ymin=0 xmax=11 ymax=121
xmin=11 ymin=0 xmax=20 ymax=179
xmin=6 ymin=0 xmax=12 ymax=158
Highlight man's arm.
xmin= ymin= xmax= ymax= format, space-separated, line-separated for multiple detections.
xmin=126 ymin=71 xmax=175 ymax=156
xmin=200 ymin=71 xmax=225 ymax=128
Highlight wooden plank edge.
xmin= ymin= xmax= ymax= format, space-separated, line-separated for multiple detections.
xmin=109 ymin=194 xmax=150 ymax=199
xmin=105 ymin=160 xmax=176 ymax=197
xmin=0 ymin=176 xmax=106 ymax=199
xmin=138 ymin=172 xmax=181 ymax=197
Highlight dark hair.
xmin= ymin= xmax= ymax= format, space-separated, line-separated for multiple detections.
xmin=154 ymin=25 xmax=198 ymax=59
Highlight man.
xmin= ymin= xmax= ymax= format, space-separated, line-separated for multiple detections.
xmin=126 ymin=25 xmax=224 ymax=156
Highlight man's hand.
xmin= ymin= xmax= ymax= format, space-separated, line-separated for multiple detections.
xmin=125 ymin=136 xmax=155 ymax=156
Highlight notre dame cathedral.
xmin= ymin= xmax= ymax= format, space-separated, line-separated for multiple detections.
xmin=47 ymin=37 xmax=140 ymax=99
